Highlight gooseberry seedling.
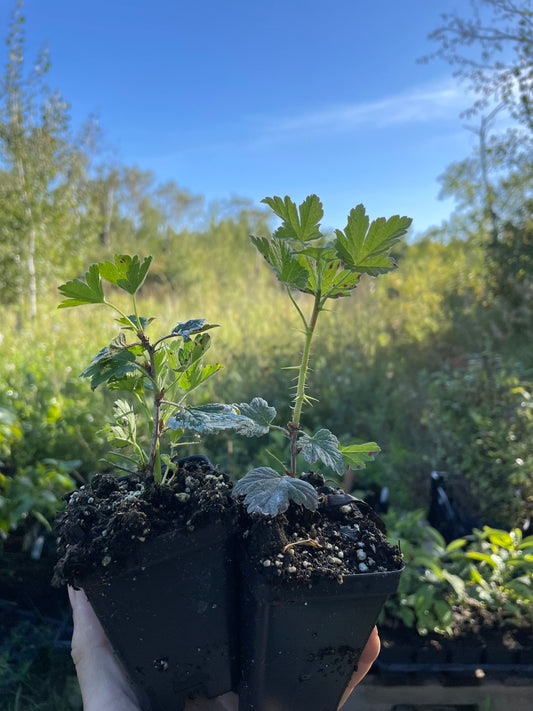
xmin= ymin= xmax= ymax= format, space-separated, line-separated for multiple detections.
xmin=58 ymin=195 xmax=411 ymax=512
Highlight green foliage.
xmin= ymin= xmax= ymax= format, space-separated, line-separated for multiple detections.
xmin=58 ymin=254 xmax=231 ymax=481
xmin=55 ymin=195 xmax=409 ymax=515
xmin=0 ymin=613 xmax=80 ymax=711
xmin=421 ymin=355 xmax=533 ymax=528
xmin=231 ymin=195 xmax=410 ymax=515
xmin=0 ymin=460 xmax=76 ymax=536
xmin=450 ymin=526 xmax=533 ymax=628
xmin=383 ymin=514 xmax=533 ymax=636
xmin=0 ymin=405 xmax=22 ymax=465
xmin=383 ymin=511 xmax=462 ymax=635
xmin=233 ymin=467 xmax=319 ymax=515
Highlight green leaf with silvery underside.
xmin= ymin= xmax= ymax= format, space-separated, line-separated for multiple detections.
xmin=334 ymin=205 xmax=411 ymax=276
xmin=263 ymin=194 xmax=323 ymax=243
xmin=168 ymin=399 xmax=274 ymax=437
xmin=233 ymin=467 xmax=318 ymax=515
xmin=58 ymin=264 xmax=105 ymax=308
xmin=81 ymin=333 xmax=138 ymax=389
xmin=339 ymin=442 xmax=380 ymax=470
xmin=298 ymin=428 xmax=345 ymax=476
xmin=235 ymin=398 xmax=276 ymax=434
xmin=251 ymin=236 xmax=309 ymax=291
xmin=167 ymin=403 xmax=239 ymax=434
xmin=98 ymin=255 xmax=153 ymax=295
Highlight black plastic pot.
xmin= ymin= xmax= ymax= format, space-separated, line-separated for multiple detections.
xmin=83 ymin=517 xmax=238 ymax=711
xmin=238 ymin=559 xmax=403 ymax=711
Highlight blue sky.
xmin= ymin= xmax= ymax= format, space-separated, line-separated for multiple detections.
xmin=0 ymin=0 xmax=483 ymax=233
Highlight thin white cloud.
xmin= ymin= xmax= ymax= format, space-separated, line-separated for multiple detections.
xmin=254 ymin=79 xmax=470 ymax=137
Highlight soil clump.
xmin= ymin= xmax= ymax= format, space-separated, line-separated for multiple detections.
xmin=53 ymin=464 xmax=402 ymax=588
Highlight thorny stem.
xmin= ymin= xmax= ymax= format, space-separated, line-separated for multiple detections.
xmin=289 ymin=290 xmax=322 ymax=475
xmin=144 ymin=339 xmax=162 ymax=479
xmin=291 ymin=291 xmax=321 ymax=428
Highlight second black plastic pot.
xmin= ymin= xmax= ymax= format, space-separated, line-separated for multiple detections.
xmin=82 ymin=518 xmax=238 ymax=711
xmin=238 ymin=560 xmax=403 ymax=711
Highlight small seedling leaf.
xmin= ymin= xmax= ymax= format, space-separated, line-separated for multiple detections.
xmin=58 ymin=264 xmax=105 ymax=308
xmin=262 ymin=194 xmax=323 ymax=243
xmin=107 ymin=399 xmax=137 ymax=447
xmin=172 ymin=319 xmax=219 ymax=341
xmin=174 ymin=333 xmax=212 ymax=371
xmin=176 ymin=362 xmax=223 ymax=392
xmin=340 ymin=442 xmax=381 ymax=469
xmin=116 ymin=315 xmax=155 ymax=332
xmin=98 ymin=255 xmax=153 ymax=294
xmin=298 ymin=428 xmax=345 ymax=475
xmin=81 ymin=333 xmax=138 ymax=388
xmin=334 ymin=206 xmax=411 ymax=275
xmin=251 ymin=236 xmax=309 ymax=290
xmin=233 ymin=467 xmax=318 ymax=515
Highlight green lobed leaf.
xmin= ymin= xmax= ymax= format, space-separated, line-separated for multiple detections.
xmin=235 ymin=397 xmax=277 ymax=433
xmin=81 ymin=333 xmax=138 ymax=389
xmin=262 ymin=194 xmax=323 ymax=243
xmin=298 ymin=428 xmax=345 ymax=475
xmin=98 ymin=255 xmax=153 ymax=295
xmin=340 ymin=442 xmax=381 ymax=469
xmin=172 ymin=333 xmax=212 ymax=372
xmin=58 ymin=264 xmax=105 ymax=308
xmin=305 ymin=258 xmax=362 ymax=299
xmin=167 ymin=400 xmax=272 ymax=437
xmin=251 ymin=236 xmax=310 ymax=290
xmin=116 ymin=315 xmax=155 ymax=331
xmin=107 ymin=399 xmax=137 ymax=448
xmin=176 ymin=362 xmax=223 ymax=392
xmin=172 ymin=319 xmax=219 ymax=341
xmin=233 ymin=467 xmax=318 ymax=515
xmin=334 ymin=206 xmax=411 ymax=276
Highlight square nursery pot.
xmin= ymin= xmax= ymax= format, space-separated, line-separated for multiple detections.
xmin=82 ymin=518 xmax=238 ymax=711
xmin=237 ymin=557 xmax=403 ymax=711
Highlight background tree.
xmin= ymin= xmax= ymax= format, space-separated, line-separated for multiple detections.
xmin=0 ymin=1 xmax=92 ymax=319
xmin=421 ymin=0 xmax=533 ymax=129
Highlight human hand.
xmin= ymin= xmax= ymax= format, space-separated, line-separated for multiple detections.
xmin=337 ymin=625 xmax=380 ymax=709
xmin=69 ymin=586 xmax=379 ymax=711
xmin=69 ymin=586 xmax=238 ymax=711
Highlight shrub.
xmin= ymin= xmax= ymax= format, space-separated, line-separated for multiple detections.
xmin=420 ymin=354 xmax=533 ymax=528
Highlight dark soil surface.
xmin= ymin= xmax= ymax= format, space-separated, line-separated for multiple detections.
xmin=239 ymin=471 xmax=402 ymax=583
xmin=53 ymin=462 xmax=402 ymax=588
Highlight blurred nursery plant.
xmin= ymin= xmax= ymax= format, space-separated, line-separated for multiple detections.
xmin=451 ymin=526 xmax=533 ymax=628
xmin=382 ymin=510 xmax=464 ymax=635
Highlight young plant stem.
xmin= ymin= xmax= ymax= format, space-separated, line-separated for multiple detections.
xmin=289 ymin=290 xmax=321 ymax=475
xmin=145 ymin=341 xmax=162 ymax=479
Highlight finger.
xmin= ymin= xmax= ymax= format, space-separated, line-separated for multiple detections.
xmin=337 ymin=627 xmax=380 ymax=710
xmin=69 ymin=586 xmax=111 ymax=652
xmin=68 ymin=586 xmax=142 ymax=711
